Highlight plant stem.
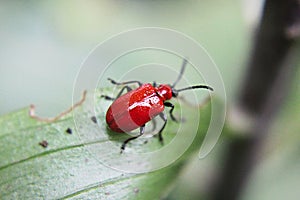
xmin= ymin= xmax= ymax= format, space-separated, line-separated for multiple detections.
xmin=211 ymin=0 xmax=300 ymax=199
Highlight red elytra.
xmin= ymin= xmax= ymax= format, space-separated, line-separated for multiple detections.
xmin=102 ymin=59 xmax=213 ymax=152
xmin=106 ymin=83 xmax=172 ymax=133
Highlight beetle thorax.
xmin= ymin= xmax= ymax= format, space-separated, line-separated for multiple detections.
xmin=156 ymin=84 xmax=173 ymax=101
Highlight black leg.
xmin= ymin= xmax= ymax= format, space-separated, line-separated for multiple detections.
xmin=108 ymin=78 xmax=142 ymax=87
xmin=158 ymin=112 xmax=167 ymax=144
xmin=141 ymin=119 xmax=156 ymax=145
xmin=116 ymin=86 xmax=132 ymax=98
xmin=100 ymin=95 xmax=115 ymax=101
xmin=101 ymin=85 xmax=132 ymax=101
xmin=120 ymin=125 xmax=145 ymax=153
xmin=152 ymin=81 xmax=157 ymax=87
xmin=151 ymin=117 xmax=157 ymax=132
xmin=164 ymin=102 xmax=178 ymax=122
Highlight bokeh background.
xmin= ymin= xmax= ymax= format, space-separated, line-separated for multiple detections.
xmin=1 ymin=0 xmax=299 ymax=199
xmin=0 ymin=0 xmax=256 ymax=116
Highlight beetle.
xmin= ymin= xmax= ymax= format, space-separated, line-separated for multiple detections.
xmin=101 ymin=59 xmax=213 ymax=152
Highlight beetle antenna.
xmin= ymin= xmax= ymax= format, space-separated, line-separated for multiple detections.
xmin=172 ymin=59 xmax=188 ymax=88
xmin=176 ymin=85 xmax=213 ymax=92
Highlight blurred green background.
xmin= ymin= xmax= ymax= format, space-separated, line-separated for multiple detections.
xmin=0 ymin=0 xmax=253 ymax=116
xmin=1 ymin=0 xmax=299 ymax=199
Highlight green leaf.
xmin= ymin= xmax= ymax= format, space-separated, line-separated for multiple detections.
xmin=0 ymin=88 xmax=212 ymax=199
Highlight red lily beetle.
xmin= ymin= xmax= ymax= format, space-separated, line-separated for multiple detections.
xmin=101 ymin=59 xmax=213 ymax=152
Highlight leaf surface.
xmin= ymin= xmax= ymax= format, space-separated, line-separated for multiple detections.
xmin=0 ymin=89 xmax=212 ymax=199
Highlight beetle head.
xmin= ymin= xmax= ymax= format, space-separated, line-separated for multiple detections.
xmin=157 ymin=84 xmax=173 ymax=101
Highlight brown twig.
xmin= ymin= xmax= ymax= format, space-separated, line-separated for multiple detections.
xmin=29 ymin=90 xmax=87 ymax=122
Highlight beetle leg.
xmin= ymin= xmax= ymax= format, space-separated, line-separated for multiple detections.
xmin=116 ymin=86 xmax=132 ymax=98
xmin=107 ymin=78 xmax=142 ymax=87
xmin=164 ymin=102 xmax=178 ymax=122
xmin=100 ymin=95 xmax=115 ymax=101
xmin=152 ymin=81 xmax=157 ymax=87
xmin=120 ymin=125 xmax=145 ymax=153
xmin=158 ymin=112 xmax=167 ymax=144
xmin=101 ymin=85 xmax=132 ymax=101
xmin=151 ymin=117 xmax=157 ymax=132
